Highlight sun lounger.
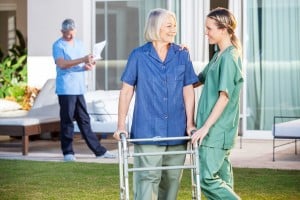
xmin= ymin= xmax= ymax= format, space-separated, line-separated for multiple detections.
xmin=0 ymin=79 xmax=60 ymax=155
xmin=74 ymin=90 xmax=134 ymax=135
xmin=272 ymin=116 xmax=300 ymax=161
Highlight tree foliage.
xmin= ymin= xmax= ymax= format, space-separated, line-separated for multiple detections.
xmin=0 ymin=30 xmax=27 ymax=103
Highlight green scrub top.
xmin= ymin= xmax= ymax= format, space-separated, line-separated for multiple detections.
xmin=196 ymin=46 xmax=243 ymax=150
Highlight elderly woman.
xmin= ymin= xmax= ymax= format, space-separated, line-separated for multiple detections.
xmin=114 ymin=8 xmax=198 ymax=200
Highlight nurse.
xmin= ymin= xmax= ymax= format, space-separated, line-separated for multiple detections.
xmin=192 ymin=7 xmax=243 ymax=200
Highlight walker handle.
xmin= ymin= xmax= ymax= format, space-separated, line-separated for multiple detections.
xmin=119 ymin=132 xmax=127 ymax=140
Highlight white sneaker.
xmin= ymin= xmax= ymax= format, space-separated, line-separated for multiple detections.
xmin=64 ymin=154 xmax=76 ymax=162
xmin=96 ymin=151 xmax=116 ymax=159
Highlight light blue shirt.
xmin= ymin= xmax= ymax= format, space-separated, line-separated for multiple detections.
xmin=121 ymin=42 xmax=198 ymax=145
xmin=52 ymin=38 xmax=86 ymax=95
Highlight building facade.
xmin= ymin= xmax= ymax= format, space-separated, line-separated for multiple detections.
xmin=1 ymin=0 xmax=299 ymax=138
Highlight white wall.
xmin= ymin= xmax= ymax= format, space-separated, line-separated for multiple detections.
xmin=27 ymin=0 xmax=93 ymax=88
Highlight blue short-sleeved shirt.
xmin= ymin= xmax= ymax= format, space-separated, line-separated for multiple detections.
xmin=52 ymin=38 xmax=86 ymax=95
xmin=121 ymin=42 xmax=199 ymax=145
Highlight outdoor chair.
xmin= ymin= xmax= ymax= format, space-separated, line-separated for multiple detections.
xmin=272 ymin=116 xmax=300 ymax=161
xmin=0 ymin=79 xmax=60 ymax=155
xmin=74 ymin=90 xmax=134 ymax=135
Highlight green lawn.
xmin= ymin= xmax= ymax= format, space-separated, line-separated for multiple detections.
xmin=0 ymin=159 xmax=299 ymax=200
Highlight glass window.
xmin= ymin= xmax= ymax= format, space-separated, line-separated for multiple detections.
xmin=94 ymin=0 xmax=180 ymax=90
xmin=245 ymin=0 xmax=300 ymax=130
xmin=0 ymin=11 xmax=16 ymax=57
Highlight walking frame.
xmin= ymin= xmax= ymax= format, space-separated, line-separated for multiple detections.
xmin=118 ymin=133 xmax=201 ymax=200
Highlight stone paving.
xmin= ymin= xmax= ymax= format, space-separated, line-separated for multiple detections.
xmin=0 ymin=136 xmax=299 ymax=170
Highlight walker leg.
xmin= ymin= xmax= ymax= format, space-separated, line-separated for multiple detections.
xmin=121 ymin=135 xmax=130 ymax=200
xmin=118 ymin=136 xmax=200 ymax=199
xmin=118 ymin=141 xmax=125 ymax=200
xmin=193 ymin=141 xmax=201 ymax=200
xmin=190 ymin=142 xmax=197 ymax=200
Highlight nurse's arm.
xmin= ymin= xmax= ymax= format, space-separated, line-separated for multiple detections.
xmin=203 ymin=91 xmax=229 ymax=129
xmin=191 ymin=91 xmax=229 ymax=143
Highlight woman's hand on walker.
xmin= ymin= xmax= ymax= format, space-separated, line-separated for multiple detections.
xmin=191 ymin=126 xmax=209 ymax=144
xmin=113 ymin=130 xmax=128 ymax=140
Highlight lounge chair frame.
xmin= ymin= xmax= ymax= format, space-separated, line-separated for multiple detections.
xmin=0 ymin=79 xmax=60 ymax=155
xmin=0 ymin=121 xmax=60 ymax=155
xmin=272 ymin=116 xmax=300 ymax=161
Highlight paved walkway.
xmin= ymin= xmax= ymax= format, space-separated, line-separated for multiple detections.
xmin=0 ymin=136 xmax=299 ymax=170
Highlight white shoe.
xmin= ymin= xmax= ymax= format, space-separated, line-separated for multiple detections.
xmin=64 ymin=154 xmax=76 ymax=162
xmin=96 ymin=151 xmax=116 ymax=159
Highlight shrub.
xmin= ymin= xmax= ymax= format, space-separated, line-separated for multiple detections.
xmin=0 ymin=30 xmax=27 ymax=106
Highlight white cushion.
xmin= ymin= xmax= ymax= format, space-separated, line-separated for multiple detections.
xmin=0 ymin=79 xmax=60 ymax=126
xmin=0 ymin=110 xmax=28 ymax=117
xmin=92 ymin=98 xmax=118 ymax=120
xmin=274 ymin=119 xmax=300 ymax=138
xmin=92 ymin=100 xmax=112 ymax=122
xmin=0 ymin=116 xmax=59 ymax=126
xmin=0 ymin=99 xmax=21 ymax=112
xmin=88 ymin=90 xmax=119 ymax=122
xmin=31 ymin=79 xmax=58 ymax=109
xmin=0 ymin=118 xmax=39 ymax=125
xmin=74 ymin=90 xmax=134 ymax=134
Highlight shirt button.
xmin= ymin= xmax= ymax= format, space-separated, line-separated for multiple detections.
xmin=164 ymin=115 xmax=168 ymax=119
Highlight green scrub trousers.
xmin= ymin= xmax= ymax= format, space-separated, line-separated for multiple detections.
xmin=133 ymin=144 xmax=186 ymax=200
xmin=199 ymin=146 xmax=240 ymax=200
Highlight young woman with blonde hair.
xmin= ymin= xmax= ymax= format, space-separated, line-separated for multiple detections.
xmin=192 ymin=7 xmax=243 ymax=200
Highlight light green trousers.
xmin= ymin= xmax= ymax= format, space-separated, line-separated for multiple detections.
xmin=199 ymin=146 xmax=241 ymax=200
xmin=133 ymin=144 xmax=186 ymax=200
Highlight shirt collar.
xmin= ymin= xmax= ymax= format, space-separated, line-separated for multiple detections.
xmin=142 ymin=42 xmax=180 ymax=64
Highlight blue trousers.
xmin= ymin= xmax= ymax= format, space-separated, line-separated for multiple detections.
xmin=58 ymin=95 xmax=107 ymax=156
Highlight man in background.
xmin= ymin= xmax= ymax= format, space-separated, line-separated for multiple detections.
xmin=52 ymin=18 xmax=115 ymax=161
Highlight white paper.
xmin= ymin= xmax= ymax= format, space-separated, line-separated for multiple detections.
xmin=93 ymin=40 xmax=106 ymax=61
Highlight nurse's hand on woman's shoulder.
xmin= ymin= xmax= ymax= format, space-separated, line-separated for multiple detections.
xmin=179 ymin=44 xmax=190 ymax=51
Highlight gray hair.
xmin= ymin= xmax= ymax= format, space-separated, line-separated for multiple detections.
xmin=144 ymin=8 xmax=176 ymax=42
xmin=61 ymin=18 xmax=76 ymax=31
